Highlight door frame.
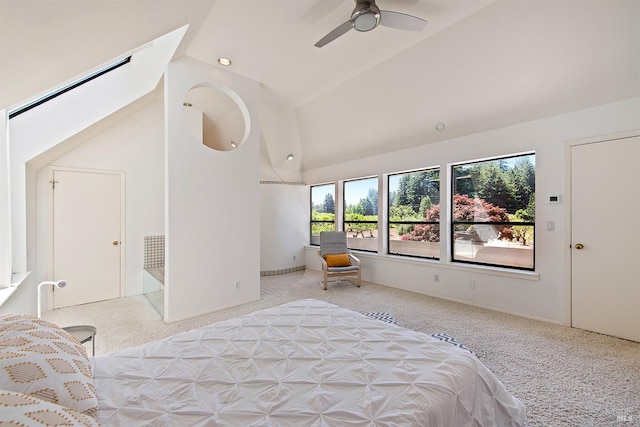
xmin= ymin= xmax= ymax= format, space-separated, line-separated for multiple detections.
xmin=564 ymin=129 xmax=640 ymax=327
xmin=45 ymin=166 xmax=126 ymax=311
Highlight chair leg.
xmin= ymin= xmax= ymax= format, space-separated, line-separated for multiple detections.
xmin=323 ymin=270 xmax=328 ymax=290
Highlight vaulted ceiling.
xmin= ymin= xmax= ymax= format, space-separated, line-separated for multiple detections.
xmin=2 ymin=0 xmax=639 ymax=169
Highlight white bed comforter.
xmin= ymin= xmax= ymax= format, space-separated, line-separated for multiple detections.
xmin=93 ymin=299 xmax=525 ymax=426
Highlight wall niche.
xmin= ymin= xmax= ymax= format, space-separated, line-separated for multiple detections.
xmin=183 ymin=84 xmax=246 ymax=152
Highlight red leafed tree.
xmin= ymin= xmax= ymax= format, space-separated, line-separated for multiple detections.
xmin=451 ymin=194 xmax=510 ymax=222
xmin=402 ymin=194 xmax=511 ymax=242
xmin=402 ymin=205 xmax=440 ymax=242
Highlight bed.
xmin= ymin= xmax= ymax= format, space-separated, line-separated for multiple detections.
xmin=1 ymin=299 xmax=525 ymax=426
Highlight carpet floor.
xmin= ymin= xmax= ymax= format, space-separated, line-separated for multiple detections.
xmin=43 ymin=269 xmax=640 ymax=427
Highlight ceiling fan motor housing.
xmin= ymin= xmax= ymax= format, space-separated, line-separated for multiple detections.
xmin=351 ymin=0 xmax=381 ymax=32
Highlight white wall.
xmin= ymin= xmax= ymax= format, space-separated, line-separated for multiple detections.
xmin=0 ymin=110 xmax=11 ymax=286
xmin=259 ymin=183 xmax=308 ymax=272
xmin=260 ymin=98 xmax=303 ymax=183
xmin=164 ymin=56 xmax=261 ymax=322
xmin=36 ymin=101 xmax=165 ymax=297
xmin=303 ymin=97 xmax=640 ymax=324
xmin=257 ymin=93 xmax=307 ymax=273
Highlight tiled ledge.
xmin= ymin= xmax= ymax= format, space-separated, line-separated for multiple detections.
xmin=260 ymin=265 xmax=306 ymax=277
xmin=144 ymin=266 xmax=164 ymax=284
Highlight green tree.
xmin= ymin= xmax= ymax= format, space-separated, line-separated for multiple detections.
xmin=361 ymin=197 xmax=374 ymax=216
xmin=510 ymin=210 xmax=534 ymax=245
xmin=323 ymin=193 xmax=335 ymax=214
xmin=311 ymin=212 xmax=335 ymax=235
xmin=508 ymin=157 xmax=535 ymax=212
xmin=395 ymin=175 xmax=411 ymax=207
xmin=389 ymin=205 xmax=418 ymax=221
xmin=345 ymin=203 xmax=363 ymax=215
xmin=389 ymin=190 xmax=397 ymax=207
xmin=453 ymin=165 xmax=478 ymax=198
xmin=523 ymin=194 xmax=535 ymax=221
xmin=478 ymin=163 xmax=516 ymax=212
xmin=344 ymin=213 xmax=377 ymax=237
xmin=419 ymin=196 xmax=433 ymax=217
xmin=367 ymin=188 xmax=378 ymax=215
xmin=394 ymin=171 xmax=439 ymax=213
xmin=454 ymin=158 xmax=535 ymax=214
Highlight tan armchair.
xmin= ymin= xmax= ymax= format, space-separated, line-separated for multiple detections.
xmin=318 ymin=231 xmax=361 ymax=290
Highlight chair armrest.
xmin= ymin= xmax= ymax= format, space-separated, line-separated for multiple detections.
xmin=348 ymin=251 xmax=360 ymax=267
xmin=318 ymin=251 xmax=328 ymax=270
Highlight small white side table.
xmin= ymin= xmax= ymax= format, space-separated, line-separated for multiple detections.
xmin=62 ymin=325 xmax=97 ymax=356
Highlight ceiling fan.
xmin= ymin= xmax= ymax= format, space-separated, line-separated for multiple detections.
xmin=314 ymin=0 xmax=427 ymax=48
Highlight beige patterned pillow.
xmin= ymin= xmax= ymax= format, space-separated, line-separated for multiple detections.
xmin=0 ymin=389 xmax=99 ymax=426
xmin=0 ymin=315 xmax=99 ymax=420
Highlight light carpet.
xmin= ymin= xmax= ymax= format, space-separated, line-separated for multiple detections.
xmin=43 ymin=269 xmax=640 ymax=427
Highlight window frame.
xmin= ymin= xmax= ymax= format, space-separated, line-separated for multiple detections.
xmin=343 ymin=177 xmax=379 ymax=253
xmin=8 ymin=56 xmax=132 ymax=119
xmin=387 ymin=167 xmax=440 ymax=260
xmin=310 ymin=183 xmax=336 ymax=246
xmin=450 ymin=153 xmax=536 ymax=271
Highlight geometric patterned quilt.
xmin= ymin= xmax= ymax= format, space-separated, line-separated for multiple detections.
xmin=93 ymin=299 xmax=524 ymax=426
xmin=362 ymin=312 xmax=475 ymax=354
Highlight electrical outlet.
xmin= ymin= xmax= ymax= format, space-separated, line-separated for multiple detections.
xmin=293 ymin=255 xmax=296 ymax=261
xmin=468 ymin=280 xmax=476 ymax=289
xmin=434 ymin=274 xmax=439 ymax=283
xmin=235 ymin=281 xmax=240 ymax=289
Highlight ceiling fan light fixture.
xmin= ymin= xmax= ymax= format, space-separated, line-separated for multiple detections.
xmin=353 ymin=10 xmax=380 ymax=32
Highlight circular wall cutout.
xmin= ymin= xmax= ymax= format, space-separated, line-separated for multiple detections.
xmin=182 ymin=84 xmax=248 ymax=151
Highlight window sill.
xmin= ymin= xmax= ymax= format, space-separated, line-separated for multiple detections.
xmin=306 ymin=245 xmax=539 ymax=281
xmin=0 ymin=272 xmax=31 ymax=308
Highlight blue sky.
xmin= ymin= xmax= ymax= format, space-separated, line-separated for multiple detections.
xmin=343 ymin=178 xmax=377 ymax=206
xmin=312 ymin=179 xmax=377 ymax=207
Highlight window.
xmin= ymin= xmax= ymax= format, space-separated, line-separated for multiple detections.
xmin=8 ymin=56 xmax=131 ymax=119
xmin=451 ymin=153 xmax=535 ymax=270
xmin=344 ymin=177 xmax=378 ymax=252
xmin=310 ymin=184 xmax=335 ymax=245
xmin=388 ymin=168 xmax=440 ymax=259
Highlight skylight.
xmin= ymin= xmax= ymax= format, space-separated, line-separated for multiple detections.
xmin=8 ymin=56 xmax=131 ymax=119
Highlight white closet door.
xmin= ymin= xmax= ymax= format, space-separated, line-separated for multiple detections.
xmin=53 ymin=170 xmax=122 ymax=308
xmin=571 ymin=136 xmax=640 ymax=342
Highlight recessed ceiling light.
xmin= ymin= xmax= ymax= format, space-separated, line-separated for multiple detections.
xmin=218 ymin=57 xmax=232 ymax=66
xmin=230 ymin=141 xmax=237 ymax=148
xmin=435 ymin=122 xmax=446 ymax=131
xmin=287 ymin=154 xmax=294 ymax=161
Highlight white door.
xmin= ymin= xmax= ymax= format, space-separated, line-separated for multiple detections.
xmin=571 ymin=136 xmax=640 ymax=342
xmin=53 ymin=170 xmax=122 ymax=308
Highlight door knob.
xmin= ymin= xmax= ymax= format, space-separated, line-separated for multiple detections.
xmin=112 ymin=241 xmax=120 ymax=246
xmin=574 ymin=243 xmax=584 ymax=250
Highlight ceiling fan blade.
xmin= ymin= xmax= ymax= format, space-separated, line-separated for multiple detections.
xmin=314 ymin=20 xmax=353 ymax=47
xmin=379 ymin=10 xmax=427 ymax=31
